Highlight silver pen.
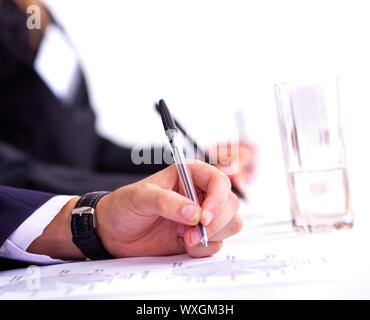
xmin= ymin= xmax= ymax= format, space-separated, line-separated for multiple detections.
xmin=157 ymin=99 xmax=208 ymax=247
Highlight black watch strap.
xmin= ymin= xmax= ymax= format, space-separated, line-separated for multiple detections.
xmin=71 ymin=191 xmax=114 ymax=260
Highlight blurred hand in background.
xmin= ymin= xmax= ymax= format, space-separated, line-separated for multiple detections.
xmin=210 ymin=140 xmax=258 ymax=198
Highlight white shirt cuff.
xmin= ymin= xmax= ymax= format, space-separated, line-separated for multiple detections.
xmin=0 ymin=195 xmax=76 ymax=265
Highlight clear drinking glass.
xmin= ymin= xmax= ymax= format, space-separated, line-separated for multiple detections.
xmin=274 ymin=77 xmax=353 ymax=232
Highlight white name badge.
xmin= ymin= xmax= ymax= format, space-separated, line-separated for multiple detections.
xmin=34 ymin=24 xmax=79 ymax=104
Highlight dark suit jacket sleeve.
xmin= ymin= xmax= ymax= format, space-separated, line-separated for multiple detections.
xmin=0 ymin=141 xmax=148 ymax=195
xmin=0 ymin=185 xmax=55 ymax=270
xmin=0 ymin=185 xmax=54 ymax=247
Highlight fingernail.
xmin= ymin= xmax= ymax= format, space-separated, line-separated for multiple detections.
xmin=190 ymin=229 xmax=201 ymax=245
xmin=202 ymin=210 xmax=214 ymax=226
xmin=175 ymin=223 xmax=185 ymax=235
xmin=181 ymin=205 xmax=200 ymax=223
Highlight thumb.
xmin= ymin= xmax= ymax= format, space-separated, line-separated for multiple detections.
xmin=133 ymin=183 xmax=202 ymax=225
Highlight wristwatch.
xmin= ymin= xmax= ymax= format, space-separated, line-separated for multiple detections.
xmin=71 ymin=191 xmax=114 ymax=260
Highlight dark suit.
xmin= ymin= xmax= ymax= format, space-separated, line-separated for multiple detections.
xmin=0 ymin=185 xmax=54 ymax=270
xmin=0 ymin=0 xmax=168 ymax=195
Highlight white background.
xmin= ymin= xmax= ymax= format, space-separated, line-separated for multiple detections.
xmin=43 ymin=0 xmax=370 ymax=221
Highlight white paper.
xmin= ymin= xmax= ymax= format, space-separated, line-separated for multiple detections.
xmin=1 ymin=203 xmax=370 ymax=299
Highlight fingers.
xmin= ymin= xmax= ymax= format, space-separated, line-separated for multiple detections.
xmin=178 ymin=214 xmax=242 ymax=258
xmin=207 ymin=214 xmax=243 ymax=241
xmin=131 ymin=161 xmax=241 ymax=256
xmin=185 ymin=240 xmax=224 ymax=258
xmin=186 ymin=160 xmax=232 ymax=221
xmin=131 ymin=161 xmax=235 ymax=228
xmin=202 ymin=191 xmax=240 ymax=238
xmin=181 ymin=192 xmax=240 ymax=247
xmin=132 ymin=182 xmax=203 ymax=225
xmin=183 ymin=160 xmax=228 ymax=191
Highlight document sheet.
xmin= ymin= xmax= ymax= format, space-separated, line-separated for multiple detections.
xmin=1 ymin=203 xmax=369 ymax=299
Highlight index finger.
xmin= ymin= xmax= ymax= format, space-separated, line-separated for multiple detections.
xmin=187 ymin=160 xmax=232 ymax=217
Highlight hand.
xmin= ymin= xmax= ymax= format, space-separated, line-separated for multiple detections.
xmin=211 ymin=141 xmax=257 ymax=197
xmin=28 ymin=160 xmax=242 ymax=260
